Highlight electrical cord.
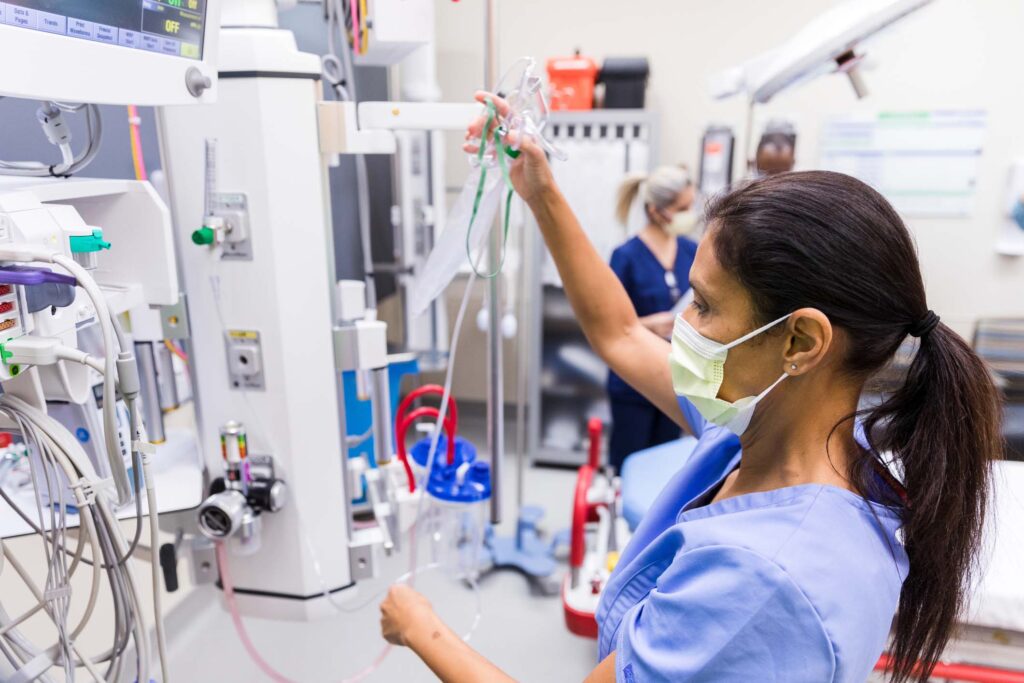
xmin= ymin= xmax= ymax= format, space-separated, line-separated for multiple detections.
xmin=0 ymin=396 xmax=150 ymax=681
xmin=130 ymin=397 xmax=170 ymax=683
xmin=0 ymin=251 xmax=163 ymax=680
xmin=0 ymin=101 xmax=102 ymax=177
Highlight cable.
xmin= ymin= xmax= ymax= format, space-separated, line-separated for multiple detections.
xmin=132 ymin=398 xmax=170 ymax=683
xmin=0 ymin=395 xmax=152 ymax=680
xmin=51 ymin=253 xmax=130 ymax=505
xmin=0 ymin=102 xmax=103 ymax=177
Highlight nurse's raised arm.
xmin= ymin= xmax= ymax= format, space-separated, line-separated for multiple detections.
xmin=464 ymin=91 xmax=691 ymax=433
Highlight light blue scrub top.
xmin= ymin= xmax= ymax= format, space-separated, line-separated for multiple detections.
xmin=596 ymin=397 xmax=909 ymax=682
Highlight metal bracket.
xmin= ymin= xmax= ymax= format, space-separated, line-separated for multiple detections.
xmin=189 ymin=537 xmax=218 ymax=586
xmin=348 ymin=525 xmax=383 ymax=581
xmin=160 ymin=295 xmax=191 ymax=340
xmin=212 ymin=192 xmax=253 ymax=261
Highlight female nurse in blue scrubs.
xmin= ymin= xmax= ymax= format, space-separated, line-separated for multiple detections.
xmin=379 ymin=93 xmax=1001 ymax=683
xmin=605 ymin=166 xmax=698 ymax=472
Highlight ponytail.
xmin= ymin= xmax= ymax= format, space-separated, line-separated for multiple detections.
xmin=863 ymin=322 xmax=1001 ymax=683
xmin=615 ymin=172 xmax=647 ymax=226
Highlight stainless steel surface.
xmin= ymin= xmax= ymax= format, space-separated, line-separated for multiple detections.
xmin=485 ymin=0 xmax=502 ymax=526
xmin=348 ymin=538 xmax=376 ymax=581
xmin=238 ymin=508 xmax=261 ymax=550
xmin=197 ymin=489 xmax=248 ymax=540
xmin=188 ymin=538 xmax=218 ymax=586
xmin=134 ymin=341 xmax=167 ymax=444
xmin=160 ymin=295 xmax=192 ymax=340
xmin=154 ymin=341 xmax=181 ymax=412
xmin=267 ymin=480 xmax=288 ymax=513
xmin=370 ymin=367 xmax=393 ymax=465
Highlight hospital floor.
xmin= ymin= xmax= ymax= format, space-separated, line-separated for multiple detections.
xmin=165 ymin=407 xmax=598 ymax=682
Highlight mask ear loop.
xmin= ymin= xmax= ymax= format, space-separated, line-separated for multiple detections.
xmin=757 ymin=372 xmax=790 ymax=400
xmin=721 ymin=313 xmax=793 ymax=352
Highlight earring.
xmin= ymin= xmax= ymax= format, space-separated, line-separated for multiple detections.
xmin=790 ymin=364 xmax=797 ymax=371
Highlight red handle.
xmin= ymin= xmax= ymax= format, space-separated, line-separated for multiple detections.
xmin=395 ymin=407 xmax=457 ymax=493
xmin=395 ymin=385 xmax=458 ymax=439
xmin=875 ymin=654 xmax=1024 ymax=683
xmin=587 ymin=418 xmax=602 ymax=470
xmin=569 ymin=465 xmax=594 ymax=570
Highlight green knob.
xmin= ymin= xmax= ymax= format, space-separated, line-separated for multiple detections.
xmin=192 ymin=226 xmax=216 ymax=246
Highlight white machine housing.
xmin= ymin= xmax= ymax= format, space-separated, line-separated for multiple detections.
xmin=0 ymin=179 xmax=179 ymax=405
xmin=159 ymin=19 xmax=354 ymax=619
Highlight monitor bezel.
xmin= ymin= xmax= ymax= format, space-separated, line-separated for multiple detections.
xmin=0 ymin=0 xmax=221 ymax=106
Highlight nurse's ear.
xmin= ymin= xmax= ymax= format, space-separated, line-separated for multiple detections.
xmin=780 ymin=308 xmax=833 ymax=376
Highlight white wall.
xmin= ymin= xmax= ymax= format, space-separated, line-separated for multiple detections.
xmin=433 ymin=0 xmax=1024 ymax=338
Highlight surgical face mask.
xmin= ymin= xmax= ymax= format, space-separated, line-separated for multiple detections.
xmin=669 ymin=313 xmax=791 ymax=436
xmin=666 ymin=209 xmax=699 ymax=236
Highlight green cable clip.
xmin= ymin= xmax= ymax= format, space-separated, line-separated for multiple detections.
xmin=69 ymin=229 xmax=111 ymax=253
xmin=0 ymin=341 xmax=12 ymax=365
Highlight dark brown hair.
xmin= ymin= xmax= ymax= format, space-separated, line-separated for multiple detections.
xmin=706 ymin=171 xmax=1002 ymax=683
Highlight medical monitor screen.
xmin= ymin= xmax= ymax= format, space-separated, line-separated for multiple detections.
xmin=0 ymin=1 xmax=206 ymax=59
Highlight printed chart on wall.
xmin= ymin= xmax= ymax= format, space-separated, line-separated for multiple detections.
xmin=820 ymin=110 xmax=987 ymax=218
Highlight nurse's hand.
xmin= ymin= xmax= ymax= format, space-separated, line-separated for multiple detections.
xmin=463 ymin=91 xmax=556 ymax=205
xmin=380 ymin=584 xmax=439 ymax=647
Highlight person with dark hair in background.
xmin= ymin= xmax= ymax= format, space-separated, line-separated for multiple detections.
xmin=603 ymin=165 xmax=698 ymax=472
xmin=378 ymin=93 xmax=1002 ymax=683
xmin=755 ymin=119 xmax=797 ymax=176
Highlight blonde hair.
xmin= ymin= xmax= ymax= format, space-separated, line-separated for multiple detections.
xmin=615 ymin=165 xmax=692 ymax=226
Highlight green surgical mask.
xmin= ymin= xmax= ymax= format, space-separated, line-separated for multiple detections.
xmin=669 ymin=313 xmax=791 ymax=436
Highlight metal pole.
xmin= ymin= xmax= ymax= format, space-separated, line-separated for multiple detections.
xmin=484 ymin=0 xmax=503 ymax=525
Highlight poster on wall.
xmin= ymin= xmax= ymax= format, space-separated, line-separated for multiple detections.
xmin=819 ymin=110 xmax=987 ymax=218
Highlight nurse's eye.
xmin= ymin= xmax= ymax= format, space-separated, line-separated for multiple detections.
xmin=690 ymin=298 xmax=709 ymax=316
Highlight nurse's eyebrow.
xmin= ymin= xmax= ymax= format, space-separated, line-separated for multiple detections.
xmin=690 ymin=280 xmax=712 ymax=304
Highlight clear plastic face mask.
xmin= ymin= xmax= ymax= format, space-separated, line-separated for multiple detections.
xmin=409 ymin=58 xmax=567 ymax=318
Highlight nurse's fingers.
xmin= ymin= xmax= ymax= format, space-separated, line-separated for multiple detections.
xmin=464 ymin=90 xmax=511 ymax=140
xmin=474 ymin=90 xmax=513 ymax=118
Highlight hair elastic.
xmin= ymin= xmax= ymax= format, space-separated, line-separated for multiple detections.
xmin=908 ymin=310 xmax=940 ymax=338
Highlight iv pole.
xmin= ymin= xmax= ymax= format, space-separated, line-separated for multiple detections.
xmin=484 ymin=0 xmax=503 ymax=525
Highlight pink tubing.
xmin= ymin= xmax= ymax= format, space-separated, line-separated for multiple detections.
xmin=349 ymin=0 xmax=361 ymax=54
xmin=217 ymin=542 xmax=298 ymax=683
xmin=216 ymin=542 xmax=393 ymax=682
